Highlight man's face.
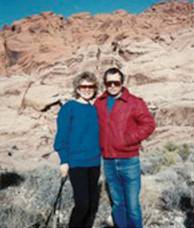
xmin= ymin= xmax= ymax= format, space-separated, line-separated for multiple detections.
xmin=105 ymin=73 xmax=123 ymax=96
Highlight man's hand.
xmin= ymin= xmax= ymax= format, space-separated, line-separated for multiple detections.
xmin=60 ymin=163 xmax=69 ymax=177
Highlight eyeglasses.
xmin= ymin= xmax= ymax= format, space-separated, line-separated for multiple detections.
xmin=105 ymin=81 xmax=122 ymax=87
xmin=78 ymin=85 xmax=96 ymax=89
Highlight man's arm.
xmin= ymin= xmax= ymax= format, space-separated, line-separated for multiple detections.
xmin=127 ymin=99 xmax=156 ymax=145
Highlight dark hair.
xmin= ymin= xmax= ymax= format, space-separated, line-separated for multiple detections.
xmin=73 ymin=71 xmax=98 ymax=98
xmin=103 ymin=67 xmax=125 ymax=84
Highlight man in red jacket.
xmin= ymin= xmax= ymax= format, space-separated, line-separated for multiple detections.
xmin=95 ymin=68 xmax=156 ymax=228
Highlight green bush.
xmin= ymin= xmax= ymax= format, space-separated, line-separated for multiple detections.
xmin=164 ymin=141 xmax=178 ymax=152
xmin=178 ymin=144 xmax=190 ymax=161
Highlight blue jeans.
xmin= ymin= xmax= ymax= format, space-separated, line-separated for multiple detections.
xmin=104 ymin=157 xmax=142 ymax=228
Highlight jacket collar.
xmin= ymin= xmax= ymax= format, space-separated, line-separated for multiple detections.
xmin=99 ymin=87 xmax=130 ymax=102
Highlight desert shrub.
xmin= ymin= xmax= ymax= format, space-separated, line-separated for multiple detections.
xmin=164 ymin=141 xmax=178 ymax=152
xmin=161 ymin=151 xmax=177 ymax=167
xmin=142 ymin=142 xmax=183 ymax=175
xmin=0 ymin=206 xmax=44 ymax=228
xmin=159 ymin=142 xmax=189 ymax=169
xmin=161 ymin=183 xmax=190 ymax=210
xmin=178 ymin=144 xmax=191 ymax=161
xmin=141 ymin=152 xmax=163 ymax=175
xmin=159 ymin=161 xmax=194 ymax=228
xmin=0 ymin=166 xmax=69 ymax=228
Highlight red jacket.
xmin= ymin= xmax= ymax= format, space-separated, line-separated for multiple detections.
xmin=95 ymin=87 xmax=156 ymax=158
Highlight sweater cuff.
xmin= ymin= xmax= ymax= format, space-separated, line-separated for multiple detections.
xmin=58 ymin=151 xmax=69 ymax=164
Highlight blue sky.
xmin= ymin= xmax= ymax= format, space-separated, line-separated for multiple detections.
xmin=0 ymin=0 xmax=162 ymax=28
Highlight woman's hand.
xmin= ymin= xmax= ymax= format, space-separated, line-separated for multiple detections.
xmin=60 ymin=163 xmax=69 ymax=177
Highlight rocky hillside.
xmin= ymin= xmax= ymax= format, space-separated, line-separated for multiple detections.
xmin=0 ymin=1 xmax=194 ymax=76
xmin=0 ymin=1 xmax=194 ymax=227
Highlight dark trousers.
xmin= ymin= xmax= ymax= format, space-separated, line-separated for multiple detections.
xmin=68 ymin=166 xmax=100 ymax=228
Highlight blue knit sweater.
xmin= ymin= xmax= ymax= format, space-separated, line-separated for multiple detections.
xmin=107 ymin=95 xmax=116 ymax=112
xmin=54 ymin=100 xmax=100 ymax=167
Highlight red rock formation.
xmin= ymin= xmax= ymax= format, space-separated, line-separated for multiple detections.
xmin=0 ymin=1 xmax=193 ymax=76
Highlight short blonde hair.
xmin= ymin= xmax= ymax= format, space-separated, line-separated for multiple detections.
xmin=73 ymin=72 xmax=99 ymax=98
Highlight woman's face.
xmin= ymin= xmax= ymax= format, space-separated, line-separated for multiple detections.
xmin=77 ymin=80 xmax=96 ymax=101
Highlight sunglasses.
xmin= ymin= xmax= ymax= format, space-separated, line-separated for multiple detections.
xmin=78 ymin=85 xmax=96 ymax=89
xmin=105 ymin=81 xmax=122 ymax=87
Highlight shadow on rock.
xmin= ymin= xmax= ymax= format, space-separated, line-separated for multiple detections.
xmin=0 ymin=172 xmax=25 ymax=190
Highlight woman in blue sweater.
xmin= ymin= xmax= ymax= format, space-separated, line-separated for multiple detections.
xmin=54 ymin=72 xmax=101 ymax=228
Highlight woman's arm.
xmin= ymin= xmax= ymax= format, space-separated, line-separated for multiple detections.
xmin=54 ymin=102 xmax=72 ymax=165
